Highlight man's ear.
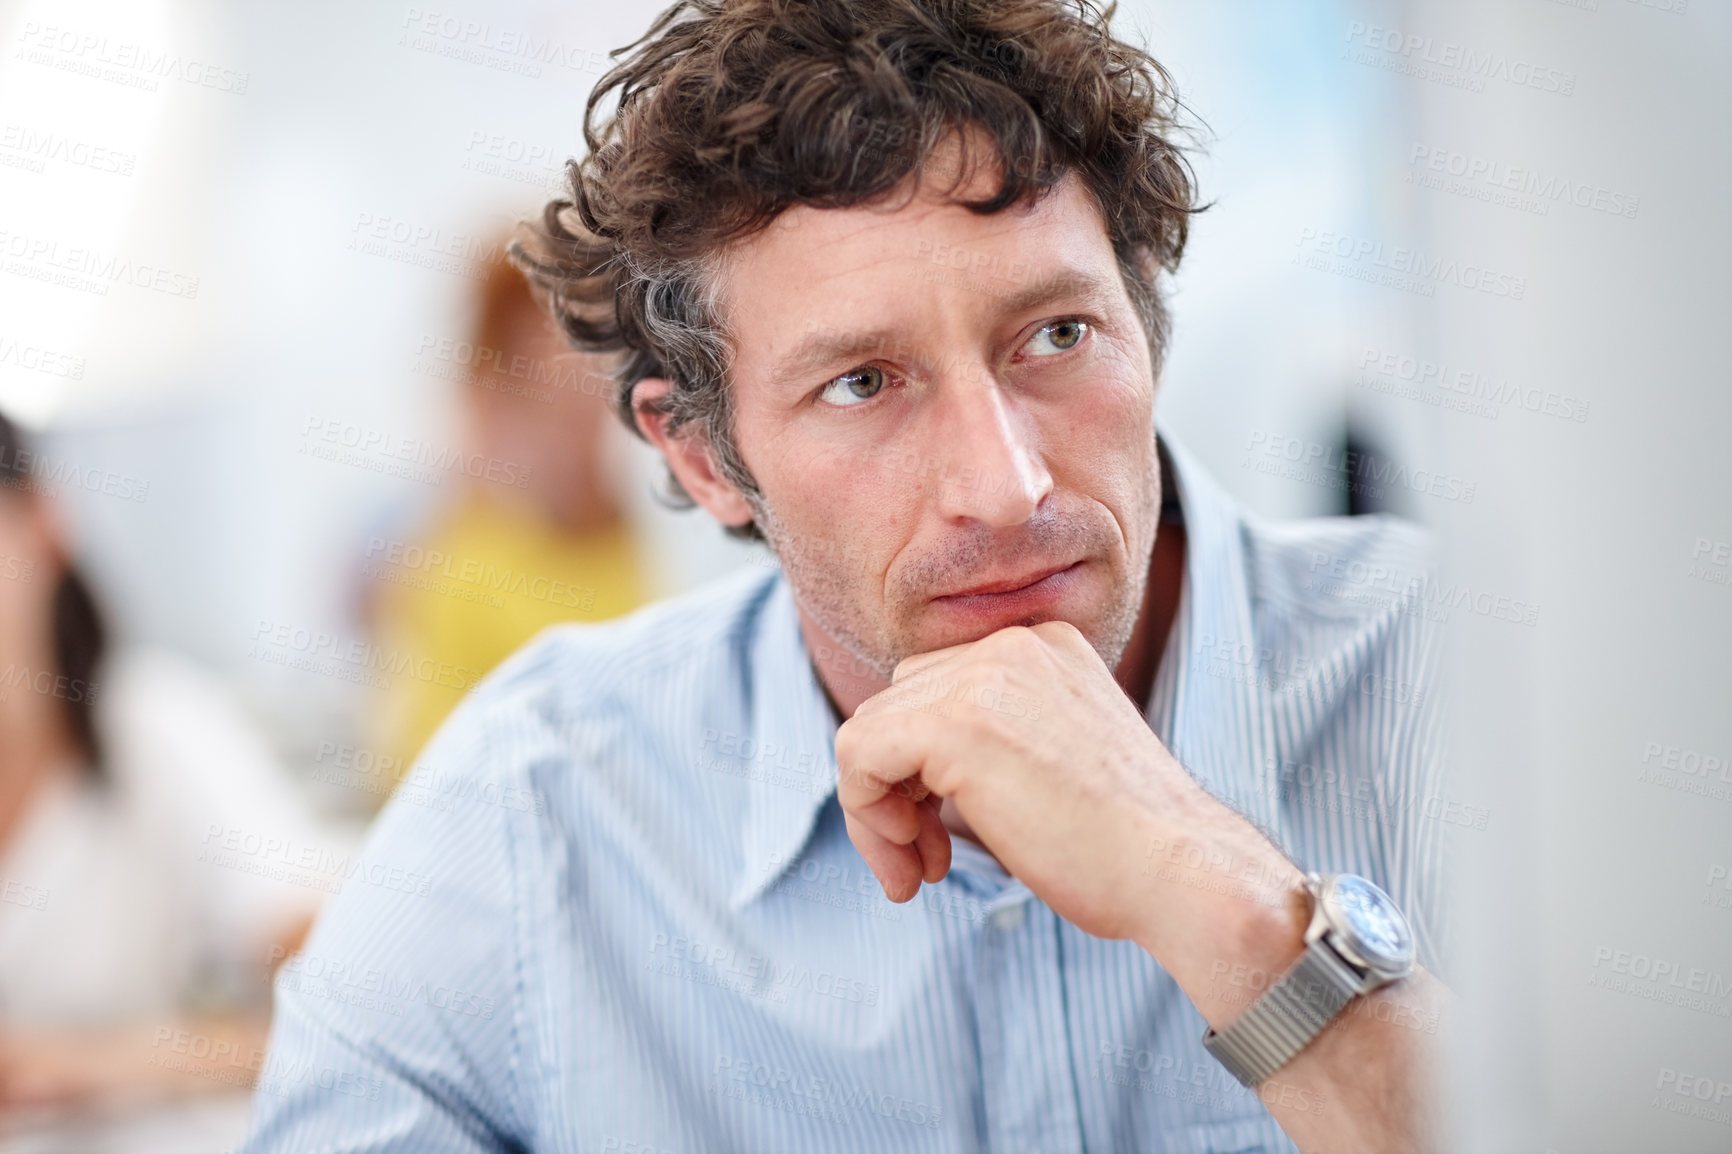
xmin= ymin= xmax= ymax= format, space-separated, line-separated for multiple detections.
xmin=632 ymin=377 xmax=757 ymax=531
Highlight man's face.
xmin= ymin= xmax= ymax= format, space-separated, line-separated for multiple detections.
xmin=713 ymin=150 xmax=1163 ymax=688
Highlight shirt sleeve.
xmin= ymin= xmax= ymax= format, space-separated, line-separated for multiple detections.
xmin=238 ymin=694 xmax=539 ymax=1153
xmin=1376 ymin=573 xmax=1457 ymax=986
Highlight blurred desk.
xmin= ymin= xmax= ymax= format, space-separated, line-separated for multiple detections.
xmin=1 ymin=1093 xmax=253 ymax=1154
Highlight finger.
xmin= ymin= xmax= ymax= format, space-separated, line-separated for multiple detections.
xmin=837 ymin=708 xmax=968 ymax=802
xmin=846 ymin=785 xmax=926 ymax=847
xmin=835 ymin=706 xmax=938 ymax=810
xmin=1028 ymin=617 xmax=1086 ymax=644
xmin=912 ymin=794 xmax=952 ymax=884
xmin=858 ymin=668 xmax=961 ymax=722
xmin=1028 ymin=618 xmax=1095 ymax=660
xmin=890 ymin=641 xmax=972 ymax=686
xmin=844 ymin=811 xmax=926 ymax=903
xmin=833 ymin=746 xmax=931 ymax=804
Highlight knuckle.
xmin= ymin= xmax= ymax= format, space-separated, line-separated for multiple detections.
xmin=1032 ymin=618 xmax=1083 ymax=645
xmin=974 ymin=629 xmax=1027 ymax=664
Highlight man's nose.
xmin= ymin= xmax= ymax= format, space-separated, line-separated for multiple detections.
xmin=920 ymin=368 xmax=1052 ymax=528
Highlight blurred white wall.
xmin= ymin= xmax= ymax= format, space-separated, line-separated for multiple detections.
xmin=1364 ymin=3 xmax=1732 ymax=1151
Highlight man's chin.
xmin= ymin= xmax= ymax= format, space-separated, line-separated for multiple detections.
xmin=902 ymin=604 xmax=1101 ymax=662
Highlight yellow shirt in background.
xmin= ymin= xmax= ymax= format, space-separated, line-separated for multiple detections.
xmin=368 ymin=493 xmax=648 ymax=789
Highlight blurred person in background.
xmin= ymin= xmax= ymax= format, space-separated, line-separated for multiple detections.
xmin=0 ymin=410 xmax=331 ymax=1117
xmin=364 ymin=249 xmax=649 ymax=785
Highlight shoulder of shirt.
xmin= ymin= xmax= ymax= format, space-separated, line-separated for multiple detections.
xmin=1230 ymin=508 xmax=1445 ymax=701
xmin=1239 ymin=508 xmax=1438 ymax=628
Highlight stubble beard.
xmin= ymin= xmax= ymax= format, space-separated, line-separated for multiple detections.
xmin=746 ymin=456 xmax=1161 ymax=689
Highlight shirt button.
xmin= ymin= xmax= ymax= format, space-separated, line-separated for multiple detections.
xmin=990 ymin=903 xmax=1025 ymax=932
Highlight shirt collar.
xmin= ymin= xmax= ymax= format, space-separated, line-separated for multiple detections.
xmin=727 ymin=573 xmax=843 ymax=910
xmin=1155 ymin=435 xmax=1283 ymax=834
xmin=728 ymin=430 xmax=1278 ymax=909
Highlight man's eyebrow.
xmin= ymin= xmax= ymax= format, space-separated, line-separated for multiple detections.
xmin=768 ymin=327 xmax=907 ymax=393
xmin=992 ymin=266 xmax=1122 ymax=322
xmin=766 ymin=266 xmax=1122 ymax=391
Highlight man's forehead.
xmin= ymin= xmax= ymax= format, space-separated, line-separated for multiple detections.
xmin=715 ymin=170 xmax=1119 ymax=374
xmin=741 ymin=164 xmax=1099 ymax=278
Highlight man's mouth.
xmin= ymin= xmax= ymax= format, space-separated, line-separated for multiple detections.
xmin=935 ymin=561 xmax=1078 ymax=599
xmin=930 ymin=561 xmax=1083 ymax=613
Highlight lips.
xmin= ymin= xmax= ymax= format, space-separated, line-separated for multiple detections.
xmin=934 ymin=561 xmax=1078 ymax=599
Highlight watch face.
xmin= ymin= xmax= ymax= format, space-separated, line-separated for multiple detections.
xmin=1322 ymin=874 xmax=1415 ymax=974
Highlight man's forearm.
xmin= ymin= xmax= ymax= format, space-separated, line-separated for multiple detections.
xmin=1125 ymin=782 xmax=1446 ymax=1153
xmin=833 ymin=618 xmax=1448 ymax=1148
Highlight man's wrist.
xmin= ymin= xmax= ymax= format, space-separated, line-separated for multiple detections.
xmin=1125 ymin=800 xmax=1311 ymax=1028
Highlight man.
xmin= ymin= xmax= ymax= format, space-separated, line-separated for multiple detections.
xmin=243 ymin=1 xmax=1453 ymax=1151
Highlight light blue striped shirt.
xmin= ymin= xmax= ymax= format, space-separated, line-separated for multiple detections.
xmin=241 ymin=437 xmax=1449 ymax=1154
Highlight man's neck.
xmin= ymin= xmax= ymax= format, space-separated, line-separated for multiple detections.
xmin=1115 ymin=517 xmax=1187 ymax=715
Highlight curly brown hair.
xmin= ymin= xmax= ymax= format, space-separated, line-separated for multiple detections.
xmin=511 ymin=0 xmax=1201 ymax=540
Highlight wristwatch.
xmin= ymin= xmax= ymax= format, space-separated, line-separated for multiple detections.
xmin=1202 ymin=872 xmax=1415 ymax=1087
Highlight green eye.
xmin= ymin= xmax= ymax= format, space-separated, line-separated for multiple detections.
xmin=818 ymin=365 xmax=887 ymax=407
xmin=1027 ymin=319 xmax=1087 ymax=356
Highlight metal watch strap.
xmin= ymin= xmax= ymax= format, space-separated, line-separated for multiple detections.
xmin=1201 ymin=938 xmax=1364 ymax=1086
